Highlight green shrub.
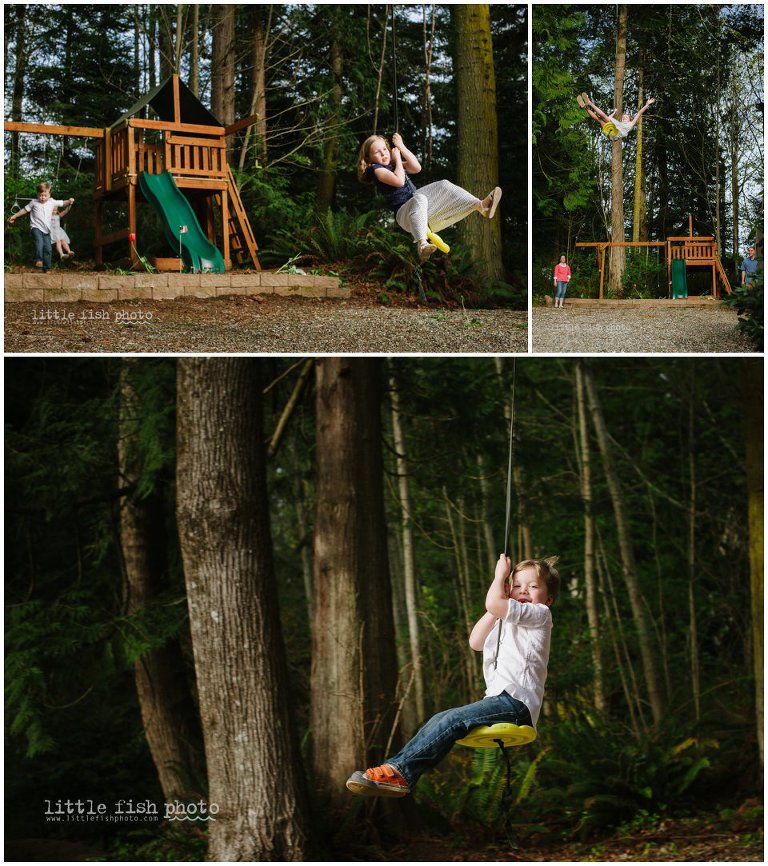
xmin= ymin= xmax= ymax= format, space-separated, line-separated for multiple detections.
xmin=527 ymin=716 xmax=719 ymax=840
xmin=724 ymin=277 xmax=763 ymax=351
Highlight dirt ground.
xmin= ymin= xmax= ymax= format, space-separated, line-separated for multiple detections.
xmin=532 ymin=304 xmax=754 ymax=353
xmin=4 ymin=295 xmax=528 ymax=355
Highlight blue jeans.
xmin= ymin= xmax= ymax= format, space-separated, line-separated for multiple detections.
xmin=31 ymin=228 xmax=52 ymax=272
xmin=386 ymin=692 xmax=533 ymax=788
xmin=556 ymin=280 xmax=568 ymax=300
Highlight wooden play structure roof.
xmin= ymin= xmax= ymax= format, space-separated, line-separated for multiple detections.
xmin=111 ymin=76 xmax=221 ymax=130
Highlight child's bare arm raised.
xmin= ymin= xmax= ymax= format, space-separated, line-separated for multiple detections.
xmin=392 ymin=133 xmax=421 ymax=174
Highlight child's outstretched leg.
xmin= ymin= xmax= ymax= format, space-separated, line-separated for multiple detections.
xmin=396 ymin=193 xmax=437 ymax=262
xmin=346 ymin=692 xmax=531 ymax=797
xmin=421 ymin=180 xmax=500 ymax=234
xmin=580 ymin=94 xmax=614 ymax=126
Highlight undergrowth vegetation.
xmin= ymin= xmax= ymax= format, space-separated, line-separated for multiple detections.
xmin=414 ymin=712 xmax=756 ymax=845
xmin=265 ymin=206 xmax=523 ymax=308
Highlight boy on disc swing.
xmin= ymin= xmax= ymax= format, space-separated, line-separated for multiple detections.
xmin=357 ymin=132 xmax=502 ymax=262
xmin=346 ymin=554 xmax=559 ymax=797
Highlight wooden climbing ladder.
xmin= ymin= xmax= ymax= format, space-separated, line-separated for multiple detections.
xmin=222 ymin=168 xmax=261 ymax=270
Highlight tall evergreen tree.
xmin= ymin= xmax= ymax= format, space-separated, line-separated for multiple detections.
xmin=176 ymin=358 xmax=311 ymax=860
xmin=452 ymin=4 xmax=504 ymax=288
xmin=310 ymin=358 xmax=402 ymax=822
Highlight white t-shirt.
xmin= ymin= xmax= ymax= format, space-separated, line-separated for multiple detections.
xmin=24 ymin=198 xmax=64 ymax=234
xmin=482 ymin=598 xmax=552 ymax=726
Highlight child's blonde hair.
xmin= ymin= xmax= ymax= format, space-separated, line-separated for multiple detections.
xmin=356 ymin=134 xmax=388 ymax=184
xmin=36 ymin=181 xmax=51 ymax=195
xmin=512 ymin=557 xmax=561 ymax=603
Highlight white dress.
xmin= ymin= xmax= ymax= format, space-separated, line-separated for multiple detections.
xmin=49 ymin=214 xmax=70 ymax=244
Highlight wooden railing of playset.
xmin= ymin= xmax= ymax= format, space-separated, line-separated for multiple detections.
xmin=668 ymin=239 xmax=717 ymax=263
xmin=98 ymin=121 xmax=228 ymax=188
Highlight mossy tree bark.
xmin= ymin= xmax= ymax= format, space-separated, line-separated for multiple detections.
xmin=453 ymin=4 xmax=505 ymax=288
xmin=608 ymin=5 xmax=627 ymax=295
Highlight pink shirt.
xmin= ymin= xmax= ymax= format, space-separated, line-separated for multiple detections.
xmin=554 ymin=262 xmax=571 ymax=281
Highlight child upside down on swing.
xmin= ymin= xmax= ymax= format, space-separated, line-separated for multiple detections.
xmin=577 ymin=92 xmax=655 ymax=140
xmin=357 ymin=132 xmax=502 ymax=262
xmin=346 ymin=554 xmax=559 ymax=797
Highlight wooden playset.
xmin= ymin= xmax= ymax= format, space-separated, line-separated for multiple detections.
xmin=576 ymin=215 xmax=732 ymax=299
xmin=4 ymin=75 xmax=260 ymax=272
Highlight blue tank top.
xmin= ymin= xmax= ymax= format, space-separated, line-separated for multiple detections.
xmin=366 ymin=163 xmax=417 ymax=212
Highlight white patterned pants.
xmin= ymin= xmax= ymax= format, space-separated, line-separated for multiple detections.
xmin=395 ymin=180 xmax=481 ymax=243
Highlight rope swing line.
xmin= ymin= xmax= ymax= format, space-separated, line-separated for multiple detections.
xmin=503 ymin=359 xmax=517 ymax=559
xmin=390 ymin=6 xmax=399 ymax=134
xmin=496 ymin=358 xmax=517 ymax=670
xmin=388 ymin=8 xmax=428 ymax=304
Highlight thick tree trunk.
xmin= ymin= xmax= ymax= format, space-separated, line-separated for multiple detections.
xmin=583 ymin=363 xmax=664 ymax=726
xmin=310 ymin=358 xmax=401 ymax=819
xmin=743 ymin=359 xmax=763 ymax=767
xmin=388 ymin=372 xmax=426 ymax=724
xmin=189 ymin=4 xmax=200 ymax=96
xmin=316 ymin=22 xmax=343 ymax=211
xmin=574 ymin=362 xmax=605 ymax=713
xmin=608 ymin=5 xmax=627 ymax=295
xmin=211 ymin=5 xmax=236 ymax=158
xmin=118 ymin=361 xmax=203 ymax=803
xmin=176 ymin=359 xmax=310 ymax=861
xmin=157 ymin=6 xmax=173 ymax=81
xmin=729 ymin=73 xmax=740 ymax=275
xmin=632 ymin=57 xmax=647 ymax=242
xmin=239 ymin=5 xmax=270 ymax=169
xmin=453 ymin=4 xmax=505 ymax=288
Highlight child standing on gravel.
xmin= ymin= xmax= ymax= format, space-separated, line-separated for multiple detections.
xmin=7 ymin=182 xmax=75 ymax=273
xmin=345 ymin=554 xmax=559 ymax=797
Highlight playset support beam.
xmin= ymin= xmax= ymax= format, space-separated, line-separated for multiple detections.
xmin=575 ymin=215 xmax=731 ymax=299
xmin=4 ymin=121 xmax=104 ymax=138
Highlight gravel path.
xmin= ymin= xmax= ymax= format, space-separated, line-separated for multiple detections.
xmin=533 ymin=305 xmax=754 ymax=353
xmin=4 ymin=297 xmax=528 ymax=354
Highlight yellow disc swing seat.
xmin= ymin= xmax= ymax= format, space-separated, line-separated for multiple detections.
xmin=456 ymin=722 xmax=537 ymax=749
xmin=601 ymin=120 xmax=619 ymax=138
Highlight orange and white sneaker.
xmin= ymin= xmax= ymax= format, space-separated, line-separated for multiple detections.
xmin=346 ymin=764 xmax=410 ymax=797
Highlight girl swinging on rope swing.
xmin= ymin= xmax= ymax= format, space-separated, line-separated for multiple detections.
xmin=577 ymin=91 xmax=655 ymax=141
xmin=357 ymin=132 xmax=502 ymax=262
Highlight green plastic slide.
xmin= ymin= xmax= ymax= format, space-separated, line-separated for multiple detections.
xmin=138 ymin=171 xmax=225 ymax=273
xmin=671 ymin=258 xmax=688 ymax=299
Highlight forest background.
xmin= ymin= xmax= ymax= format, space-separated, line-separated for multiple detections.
xmin=5 ymin=356 xmax=763 ymax=862
xmin=532 ymin=4 xmax=763 ymax=303
xmin=3 ymin=3 xmax=527 ymax=304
